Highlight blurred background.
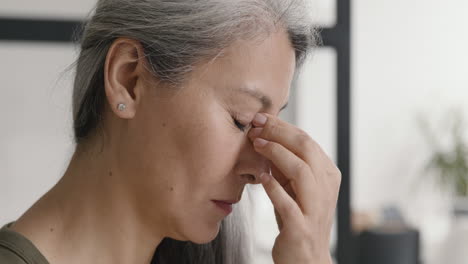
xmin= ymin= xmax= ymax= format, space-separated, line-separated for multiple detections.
xmin=1 ymin=1 xmax=468 ymax=264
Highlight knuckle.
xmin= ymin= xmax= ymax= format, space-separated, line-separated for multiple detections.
xmin=294 ymin=162 xmax=310 ymax=180
xmin=265 ymin=119 xmax=281 ymax=138
xmin=331 ymin=167 xmax=342 ymax=187
xmin=336 ymin=168 xmax=342 ymax=181
xmin=296 ymin=130 xmax=314 ymax=149
xmin=328 ymin=165 xmax=341 ymax=177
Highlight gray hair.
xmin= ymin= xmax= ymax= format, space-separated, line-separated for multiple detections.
xmin=70 ymin=0 xmax=320 ymax=263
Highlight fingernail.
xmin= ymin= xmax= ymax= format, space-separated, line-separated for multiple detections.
xmin=254 ymin=138 xmax=268 ymax=148
xmin=253 ymin=113 xmax=267 ymax=126
xmin=249 ymin=127 xmax=263 ymax=138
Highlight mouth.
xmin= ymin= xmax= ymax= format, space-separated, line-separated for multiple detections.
xmin=211 ymin=200 xmax=237 ymax=215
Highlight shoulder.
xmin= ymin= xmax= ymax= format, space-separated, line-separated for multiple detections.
xmin=0 ymin=222 xmax=48 ymax=264
xmin=0 ymin=246 xmax=28 ymax=264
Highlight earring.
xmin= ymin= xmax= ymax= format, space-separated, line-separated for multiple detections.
xmin=117 ymin=103 xmax=126 ymax=111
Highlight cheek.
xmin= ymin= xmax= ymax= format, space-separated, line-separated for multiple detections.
xmin=181 ymin=118 xmax=242 ymax=183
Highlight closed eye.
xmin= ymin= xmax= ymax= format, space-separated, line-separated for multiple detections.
xmin=232 ymin=117 xmax=249 ymax=132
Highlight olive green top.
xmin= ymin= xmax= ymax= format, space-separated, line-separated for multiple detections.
xmin=0 ymin=222 xmax=49 ymax=264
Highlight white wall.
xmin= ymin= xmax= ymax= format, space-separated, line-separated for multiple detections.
xmin=0 ymin=0 xmax=97 ymax=227
xmin=353 ymin=0 xmax=468 ymax=210
xmin=0 ymin=42 xmax=76 ymax=223
xmin=352 ymin=0 xmax=468 ymax=263
xmin=0 ymin=0 xmax=96 ymax=19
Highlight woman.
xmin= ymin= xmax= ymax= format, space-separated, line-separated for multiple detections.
xmin=0 ymin=0 xmax=341 ymax=263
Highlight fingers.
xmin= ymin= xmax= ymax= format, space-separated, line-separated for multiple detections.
xmin=249 ymin=113 xmax=342 ymax=216
xmin=249 ymin=113 xmax=341 ymax=264
xmin=249 ymin=113 xmax=337 ymax=173
xmin=253 ymin=138 xmax=315 ymax=215
xmin=269 ymin=162 xmax=288 ymax=187
xmin=260 ymin=172 xmax=303 ymax=229
xmin=249 ymin=113 xmax=315 ymax=165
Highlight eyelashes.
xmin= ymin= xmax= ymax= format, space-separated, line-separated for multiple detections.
xmin=228 ymin=106 xmax=253 ymax=133
xmin=233 ymin=118 xmax=248 ymax=132
xmin=231 ymin=112 xmax=251 ymax=132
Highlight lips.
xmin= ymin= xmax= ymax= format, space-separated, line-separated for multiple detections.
xmin=212 ymin=200 xmax=236 ymax=215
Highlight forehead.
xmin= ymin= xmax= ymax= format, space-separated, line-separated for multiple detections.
xmin=194 ymin=28 xmax=296 ymax=113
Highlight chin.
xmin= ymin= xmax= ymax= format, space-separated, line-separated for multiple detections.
xmin=186 ymin=220 xmax=221 ymax=244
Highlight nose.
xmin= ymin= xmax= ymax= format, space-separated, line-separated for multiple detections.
xmin=237 ymin=139 xmax=270 ymax=185
xmin=240 ymin=171 xmax=264 ymax=185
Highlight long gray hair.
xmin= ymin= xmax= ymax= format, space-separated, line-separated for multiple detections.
xmin=70 ymin=0 xmax=320 ymax=263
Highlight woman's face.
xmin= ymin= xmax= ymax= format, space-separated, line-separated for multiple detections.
xmin=107 ymin=28 xmax=296 ymax=243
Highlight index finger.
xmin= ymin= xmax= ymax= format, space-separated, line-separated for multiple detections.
xmin=248 ymin=113 xmax=318 ymax=167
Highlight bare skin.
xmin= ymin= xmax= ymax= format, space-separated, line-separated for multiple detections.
xmin=10 ymin=26 xmax=340 ymax=264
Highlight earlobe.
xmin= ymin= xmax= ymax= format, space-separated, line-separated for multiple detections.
xmin=117 ymin=103 xmax=127 ymax=112
xmin=104 ymin=38 xmax=147 ymax=119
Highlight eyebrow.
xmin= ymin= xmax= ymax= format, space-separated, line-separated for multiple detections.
xmin=236 ymin=86 xmax=289 ymax=112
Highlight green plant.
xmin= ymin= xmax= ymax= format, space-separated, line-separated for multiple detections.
xmin=417 ymin=108 xmax=468 ymax=196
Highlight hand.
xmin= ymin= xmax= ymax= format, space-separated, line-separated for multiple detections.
xmin=248 ymin=113 xmax=341 ymax=264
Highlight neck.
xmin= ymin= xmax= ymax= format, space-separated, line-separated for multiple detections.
xmin=11 ymin=143 xmax=164 ymax=264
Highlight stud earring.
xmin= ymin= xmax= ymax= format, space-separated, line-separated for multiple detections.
xmin=117 ymin=103 xmax=126 ymax=111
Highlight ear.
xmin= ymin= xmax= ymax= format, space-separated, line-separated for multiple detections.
xmin=104 ymin=37 xmax=147 ymax=119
